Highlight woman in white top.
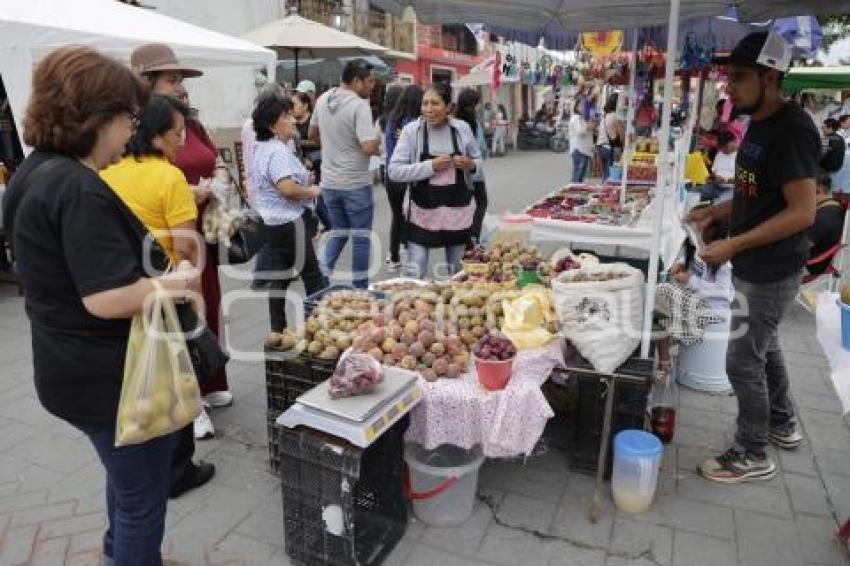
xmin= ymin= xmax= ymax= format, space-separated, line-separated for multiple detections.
xmin=701 ymin=130 xmax=738 ymax=202
xmin=569 ymin=99 xmax=595 ymax=183
xmin=251 ymin=95 xmax=324 ymax=331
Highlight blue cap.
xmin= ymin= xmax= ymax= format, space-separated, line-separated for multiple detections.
xmin=614 ymin=430 xmax=663 ymax=458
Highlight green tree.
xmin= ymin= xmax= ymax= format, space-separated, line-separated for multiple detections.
xmin=818 ymin=15 xmax=850 ymax=52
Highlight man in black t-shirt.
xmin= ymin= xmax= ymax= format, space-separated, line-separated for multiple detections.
xmin=687 ymin=32 xmax=820 ymax=484
xmin=807 ymin=174 xmax=845 ymax=276
xmin=820 ymin=118 xmax=846 ymax=173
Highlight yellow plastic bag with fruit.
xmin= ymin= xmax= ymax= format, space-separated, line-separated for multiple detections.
xmin=501 ymin=287 xmax=556 ymax=349
xmin=115 ymin=281 xmax=202 ymax=446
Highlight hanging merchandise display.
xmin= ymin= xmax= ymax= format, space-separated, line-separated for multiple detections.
xmin=580 ymin=31 xmax=624 ymax=57
xmin=680 ymin=31 xmax=716 ymax=72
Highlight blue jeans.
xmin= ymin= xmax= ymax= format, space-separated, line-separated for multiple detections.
xmin=596 ymin=145 xmax=613 ymax=181
xmin=571 ymin=150 xmax=590 ymax=183
xmin=78 ymin=424 xmax=176 ymax=566
xmin=405 ymin=242 xmax=465 ymax=280
xmin=322 ymin=186 xmax=374 ymax=289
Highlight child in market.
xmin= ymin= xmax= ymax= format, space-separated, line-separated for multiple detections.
xmin=655 ymin=208 xmax=735 ymax=393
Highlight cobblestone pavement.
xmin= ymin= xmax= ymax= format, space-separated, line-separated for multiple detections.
xmin=0 ymin=150 xmax=848 ymax=565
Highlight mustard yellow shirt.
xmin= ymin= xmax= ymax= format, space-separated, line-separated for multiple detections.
xmin=101 ymin=155 xmax=197 ymax=262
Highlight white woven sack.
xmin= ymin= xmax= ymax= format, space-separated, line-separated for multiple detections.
xmin=552 ymin=263 xmax=645 ymax=374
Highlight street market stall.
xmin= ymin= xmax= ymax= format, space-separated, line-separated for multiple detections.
xmin=265 ymin=1 xmax=849 ymax=562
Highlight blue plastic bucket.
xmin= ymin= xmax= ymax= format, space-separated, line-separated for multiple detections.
xmin=840 ymin=300 xmax=850 ymax=351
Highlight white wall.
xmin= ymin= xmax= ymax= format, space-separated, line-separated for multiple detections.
xmin=145 ymin=0 xmax=283 ymax=130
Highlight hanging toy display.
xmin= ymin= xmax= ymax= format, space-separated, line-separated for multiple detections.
xmin=521 ymin=61 xmax=534 ymax=85
xmin=680 ymin=31 xmax=716 ymax=73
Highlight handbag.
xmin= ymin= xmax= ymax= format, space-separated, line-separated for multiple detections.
xmin=227 ymin=203 xmax=265 ymax=264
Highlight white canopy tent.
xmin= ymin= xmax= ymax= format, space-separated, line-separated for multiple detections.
xmin=374 ymin=0 xmax=850 ymax=357
xmin=0 ymin=0 xmax=276 ymax=147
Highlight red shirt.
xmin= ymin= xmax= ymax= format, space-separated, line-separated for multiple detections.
xmin=174 ymin=120 xmax=218 ymax=185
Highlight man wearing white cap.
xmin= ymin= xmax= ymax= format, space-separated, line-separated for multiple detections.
xmin=296 ymin=79 xmax=317 ymax=104
xmin=688 ymin=32 xmax=820 ymax=484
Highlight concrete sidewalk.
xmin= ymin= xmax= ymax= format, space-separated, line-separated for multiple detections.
xmin=1 ymin=151 xmax=848 ymax=565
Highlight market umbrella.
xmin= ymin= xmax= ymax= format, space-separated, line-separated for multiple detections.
xmin=370 ymin=1 xmax=847 ymax=31
xmin=277 ymin=55 xmax=397 ymax=88
xmin=241 ymin=14 xmax=388 ymax=83
xmin=487 ymin=15 xmax=768 ymax=52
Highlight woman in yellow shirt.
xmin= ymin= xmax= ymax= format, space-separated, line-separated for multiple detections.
xmin=102 ymin=95 xmax=198 ymax=265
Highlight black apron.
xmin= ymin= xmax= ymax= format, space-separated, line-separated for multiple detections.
xmin=406 ymin=123 xmax=473 ymax=247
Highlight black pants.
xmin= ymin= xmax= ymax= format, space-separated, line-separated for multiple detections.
xmin=471 ymin=180 xmax=488 ymax=243
xmin=266 ymin=214 xmax=325 ymax=331
xmin=171 ymin=425 xmax=195 ymax=493
xmin=385 ymin=180 xmax=407 ymax=263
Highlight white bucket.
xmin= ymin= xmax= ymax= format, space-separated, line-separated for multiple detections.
xmin=677 ymin=316 xmax=732 ymax=394
xmin=404 ymin=443 xmax=485 ymax=526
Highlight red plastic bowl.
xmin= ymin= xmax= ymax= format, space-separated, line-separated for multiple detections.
xmin=475 ymin=355 xmax=514 ymax=391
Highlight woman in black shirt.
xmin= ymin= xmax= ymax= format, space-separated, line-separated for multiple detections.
xmin=293 ymin=91 xmax=329 ymax=232
xmin=2 ymin=47 xmax=199 ymax=566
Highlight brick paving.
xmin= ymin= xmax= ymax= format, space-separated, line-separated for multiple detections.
xmin=0 ymin=151 xmax=848 ymax=565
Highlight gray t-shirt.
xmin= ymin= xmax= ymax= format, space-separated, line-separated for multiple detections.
xmin=311 ymin=87 xmax=376 ymax=190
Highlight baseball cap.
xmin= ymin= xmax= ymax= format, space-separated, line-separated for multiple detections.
xmin=130 ymin=43 xmax=203 ymax=78
xmin=295 ymin=80 xmax=316 ymax=94
xmin=718 ymin=31 xmax=792 ymax=73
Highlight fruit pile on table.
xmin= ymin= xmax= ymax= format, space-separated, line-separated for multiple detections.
xmin=525 ymin=184 xmax=650 ymax=225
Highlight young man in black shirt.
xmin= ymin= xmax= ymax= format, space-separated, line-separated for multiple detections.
xmin=820 ymin=118 xmax=846 ymax=174
xmin=687 ymin=32 xmax=820 ymax=483
xmin=807 ymin=174 xmax=845 ymax=276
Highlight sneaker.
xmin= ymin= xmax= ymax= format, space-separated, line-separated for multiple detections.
xmin=698 ymin=447 xmax=777 ymax=483
xmin=385 ymin=253 xmax=402 ymax=273
xmin=768 ymin=425 xmax=804 ymax=450
xmin=193 ymin=408 xmax=215 ymax=440
xmin=203 ymin=390 xmax=234 ymax=408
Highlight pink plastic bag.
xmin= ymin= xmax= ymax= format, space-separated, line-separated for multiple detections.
xmin=328 ymin=353 xmax=384 ymax=399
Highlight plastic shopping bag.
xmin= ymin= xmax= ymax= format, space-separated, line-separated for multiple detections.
xmin=115 ymin=281 xmax=202 ymax=446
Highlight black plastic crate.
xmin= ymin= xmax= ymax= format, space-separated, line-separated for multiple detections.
xmin=265 ymin=347 xmax=336 ymax=415
xmin=268 ymin=410 xmax=282 ymax=472
xmin=279 ymin=418 xmax=409 ymax=566
xmin=544 ymin=349 xmax=653 ymax=477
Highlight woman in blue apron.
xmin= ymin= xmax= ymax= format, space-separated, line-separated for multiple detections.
xmin=388 ymin=83 xmax=482 ymax=279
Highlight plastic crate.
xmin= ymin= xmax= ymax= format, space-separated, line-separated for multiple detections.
xmin=265 ymin=347 xmax=336 ymax=415
xmin=268 ymin=410 xmax=282 ymax=472
xmin=265 ymin=348 xmax=337 ymax=471
xmin=543 ymin=350 xmax=653 ymax=477
xmin=279 ymin=417 xmax=409 ymax=566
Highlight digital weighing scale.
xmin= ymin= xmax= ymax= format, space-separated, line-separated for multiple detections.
xmin=277 ymin=367 xmax=422 ymax=448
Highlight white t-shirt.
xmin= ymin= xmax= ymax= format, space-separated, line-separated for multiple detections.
xmin=711 ymin=151 xmax=737 ymax=183
xmin=569 ymin=114 xmax=595 ymax=157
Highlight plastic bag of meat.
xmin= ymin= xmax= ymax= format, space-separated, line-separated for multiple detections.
xmin=328 ymin=353 xmax=384 ymax=399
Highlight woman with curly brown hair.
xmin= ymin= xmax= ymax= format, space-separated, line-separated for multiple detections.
xmin=1 ymin=46 xmax=199 ymax=565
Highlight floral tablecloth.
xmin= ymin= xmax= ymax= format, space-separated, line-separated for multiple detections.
xmin=405 ymin=339 xmax=565 ymax=458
